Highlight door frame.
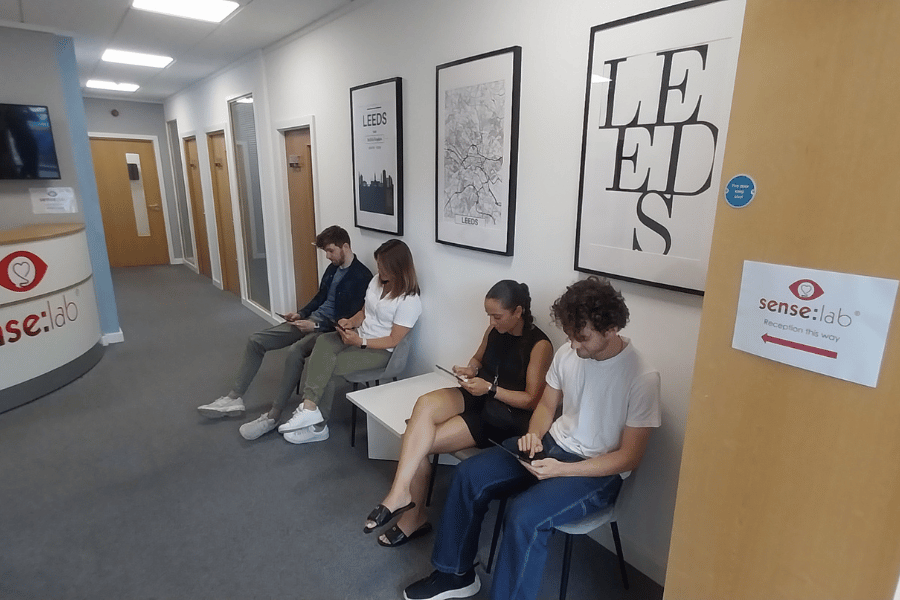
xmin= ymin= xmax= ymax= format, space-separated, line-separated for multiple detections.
xmin=204 ymin=121 xmax=249 ymax=300
xmin=206 ymin=129 xmax=241 ymax=296
xmin=87 ymin=132 xmax=176 ymax=264
xmin=175 ymin=130 xmax=201 ymax=275
xmin=165 ymin=119 xmax=197 ymax=273
xmin=180 ymin=132 xmax=211 ymax=278
xmin=274 ymin=115 xmax=323 ymax=313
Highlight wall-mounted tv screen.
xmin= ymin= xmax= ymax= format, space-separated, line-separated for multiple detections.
xmin=0 ymin=103 xmax=61 ymax=180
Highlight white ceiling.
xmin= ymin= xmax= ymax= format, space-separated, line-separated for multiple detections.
xmin=0 ymin=0 xmax=357 ymax=102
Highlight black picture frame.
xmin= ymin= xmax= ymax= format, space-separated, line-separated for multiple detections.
xmin=573 ymin=0 xmax=745 ymax=295
xmin=435 ymin=46 xmax=521 ymax=256
xmin=350 ymin=77 xmax=403 ymax=235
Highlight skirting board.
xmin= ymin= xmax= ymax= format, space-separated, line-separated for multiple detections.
xmin=102 ymin=330 xmax=125 ymax=345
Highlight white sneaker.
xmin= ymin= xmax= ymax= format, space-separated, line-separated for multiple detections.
xmin=283 ymin=424 xmax=329 ymax=445
xmin=239 ymin=413 xmax=277 ymax=440
xmin=277 ymin=406 xmax=324 ymax=433
xmin=197 ymin=396 xmax=245 ymax=418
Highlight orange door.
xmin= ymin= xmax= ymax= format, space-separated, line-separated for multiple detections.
xmin=90 ymin=137 xmax=170 ymax=267
xmin=665 ymin=2 xmax=900 ymax=599
xmin=284 ymin=128 xmax=318 ymax=304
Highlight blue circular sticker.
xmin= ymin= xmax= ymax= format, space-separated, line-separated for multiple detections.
xmin=724 ymin=174 xmax=756 ymax=208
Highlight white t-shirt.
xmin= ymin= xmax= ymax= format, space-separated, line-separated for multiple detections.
xmin=547 ymin=338 xmax=660 ymax=467
xmin=357 ymin=276 xmax=422 ymax=351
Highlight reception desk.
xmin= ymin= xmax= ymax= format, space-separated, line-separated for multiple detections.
xmin=0 ymin=223 xmax=104 ymax=413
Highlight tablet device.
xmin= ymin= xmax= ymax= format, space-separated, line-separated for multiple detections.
xmin=323 ymin=317 xmax=348 ymax=332
xmin=435 ymin=364 xmax=465 ymax=381
xmin=489 ymin=439 xmax=546 ymax=463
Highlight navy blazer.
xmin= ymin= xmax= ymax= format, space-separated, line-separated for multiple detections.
xmin=297 ymin=256 xmax=372 ymax=331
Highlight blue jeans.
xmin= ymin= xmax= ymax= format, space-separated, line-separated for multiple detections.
xmin=431 ymin=435 xmax=623 ymax=600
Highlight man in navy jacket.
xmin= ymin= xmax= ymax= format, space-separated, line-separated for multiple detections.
xmin=198 ymin=225 xmax=372 ymax=440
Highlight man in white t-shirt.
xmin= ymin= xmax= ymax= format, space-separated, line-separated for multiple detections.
xmin=403 ymin=277 xmax=660 ymax=600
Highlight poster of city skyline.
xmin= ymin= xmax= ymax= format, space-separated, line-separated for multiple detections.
xmin=350 ymin=77 xmax=403 ymax=235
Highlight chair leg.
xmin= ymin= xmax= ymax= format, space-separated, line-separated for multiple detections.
xmin=559 ymin=532 xmax=574 ymax=600
xmin=486 ymin=496 xmax=507 ymax=574
xmin=425 ymin=454 xmax=439 ymax=507
xmin=610 ymin=521 xmax=629 ymax=589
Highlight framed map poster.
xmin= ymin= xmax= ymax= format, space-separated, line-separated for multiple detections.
xmin=435 ymin=47 xmax=521 ymax=256
xmin=574 ymin=0 xmax=746 ymax=294
xmin=350 ymin=77 xmax=403 ymax=235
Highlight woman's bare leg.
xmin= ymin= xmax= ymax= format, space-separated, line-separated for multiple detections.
xmin=367 ymin=389 xmax=471 ymax=526
xmin=385 ymin=415 xmax=475 ymax=540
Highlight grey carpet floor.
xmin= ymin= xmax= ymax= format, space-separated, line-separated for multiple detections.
xmin=0 ymin=265 xmax=663 ymax=600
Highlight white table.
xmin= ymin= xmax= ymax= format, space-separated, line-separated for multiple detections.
xmin=346 ymin=371 xmax=462 ymax=461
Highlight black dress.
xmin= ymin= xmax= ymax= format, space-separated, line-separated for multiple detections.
xmin=458 ymin=325 xmax=551 ymax=447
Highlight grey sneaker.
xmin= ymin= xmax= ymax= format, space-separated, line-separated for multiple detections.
xmin=197 ymin=396 xmax=245 ymax=418
xmin=239 ymin=413 xmax=277 ymax=440
xmin=277 ymin=406 xmax=324 ymax=433
xmin=283 ymin=424 xmax=329 ymax=445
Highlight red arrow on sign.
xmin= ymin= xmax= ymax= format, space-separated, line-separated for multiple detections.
xmin=762 ymin=334 xmax=838 ymax=359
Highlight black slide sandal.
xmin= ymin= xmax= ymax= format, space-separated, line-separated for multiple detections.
xmin=378 ymin=522 xmax=433 ymax=547
xmin=363 ymin=501 xmax=415 ymax=533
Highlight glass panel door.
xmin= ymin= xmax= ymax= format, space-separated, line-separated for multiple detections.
xmin=166 ymin=119 xmax=194 ymax=263
xmin=228 ymin=95 xmax=270 ymax=309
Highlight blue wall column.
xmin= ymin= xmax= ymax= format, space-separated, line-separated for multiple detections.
xmin=54 ymin=35 xmax=121 ymax=339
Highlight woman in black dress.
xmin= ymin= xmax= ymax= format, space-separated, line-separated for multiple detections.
xmin=363 ymin=280 xmax=553 ymax=547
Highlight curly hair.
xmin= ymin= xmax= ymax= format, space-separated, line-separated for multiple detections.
xmin=551 ymin=277 xmax=628 ymax=339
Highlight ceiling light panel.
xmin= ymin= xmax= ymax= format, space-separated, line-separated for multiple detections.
xmin=86 ymin=80 xmax=140 ymax=92
xmin=132 ymin=0 xmax=240 ymax=23
xmin=102 ymin=49 xmax=174 ymax=68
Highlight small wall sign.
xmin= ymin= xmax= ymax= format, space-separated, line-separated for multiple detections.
xmin=30 ymin=187 xmax=77 ymax=214
xmin=724 ymin=174 xmax=756 ymax=208
xmin=732 ymin=261 xmax=899 ymax=387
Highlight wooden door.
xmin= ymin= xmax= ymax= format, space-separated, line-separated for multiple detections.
xmin=184 ymin=137 xmax=211 ymax=278
xmin=207 ymin=131 xmax=240 ymax=296
xmin=90 ymin=137 xmax=169 ymax=267
xmin=665 ymin=2 xmax=900 ymax=599
xmin=284 ymin=128 xmax=318 ymax=305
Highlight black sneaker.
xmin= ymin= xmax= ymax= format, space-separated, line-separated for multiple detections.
xmin=403 ymin=569 xmax=481 ymax=600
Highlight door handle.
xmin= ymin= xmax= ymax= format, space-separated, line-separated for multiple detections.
xmin=148 ymin=204 xmax=161 ymax=211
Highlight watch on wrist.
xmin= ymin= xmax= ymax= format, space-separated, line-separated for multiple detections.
xmin=360 ymin=337 xmax=367 ymax=349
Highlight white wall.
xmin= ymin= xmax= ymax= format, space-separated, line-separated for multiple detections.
xmin=165 ymin=0 xmax=714 ymax=584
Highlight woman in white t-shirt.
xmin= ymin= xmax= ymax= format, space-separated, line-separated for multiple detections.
xmin=276 ymin=239 xmax=422 ymax=444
